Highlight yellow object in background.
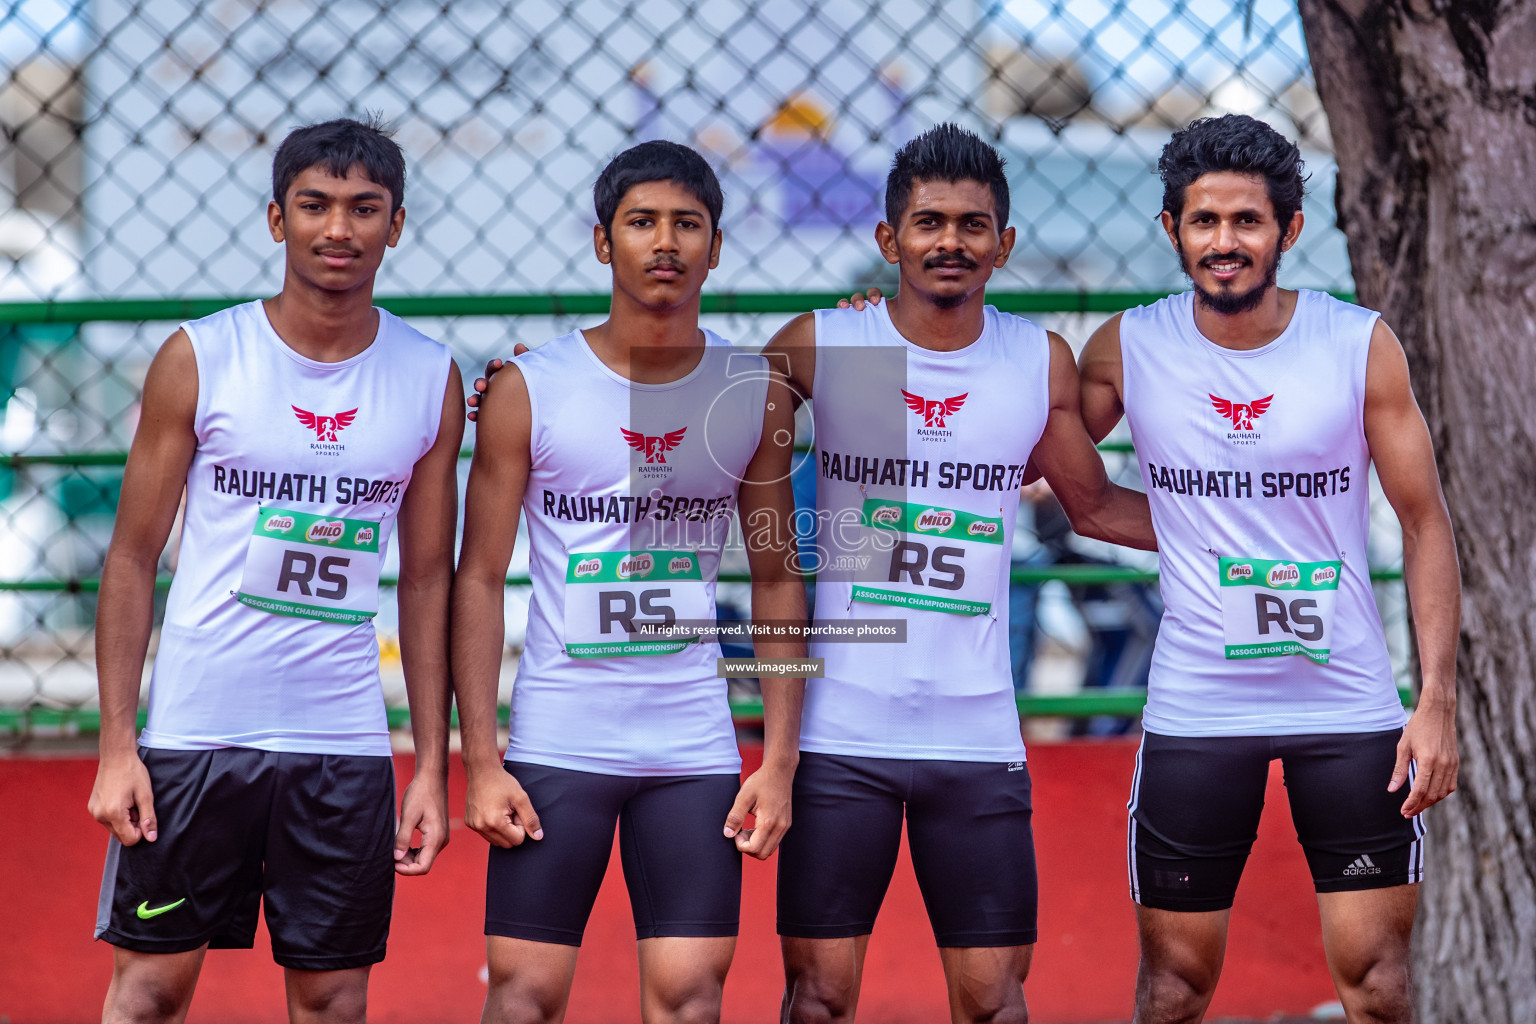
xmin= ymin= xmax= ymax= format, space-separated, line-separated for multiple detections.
xmin=378 ymin=634 xmax=402 ymax=667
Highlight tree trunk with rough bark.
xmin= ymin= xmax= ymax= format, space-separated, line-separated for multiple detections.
xmin=1297 ymin=2 xmax=1536 ymax=1019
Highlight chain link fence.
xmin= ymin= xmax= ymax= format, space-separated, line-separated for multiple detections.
xmin=0 ymin=0 xmax=1406 ymax=729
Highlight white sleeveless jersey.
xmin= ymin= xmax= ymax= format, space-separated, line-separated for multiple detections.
xmin=506 ymin=330 xmax=768 ymax=775
xmin=799 ymin=302 xmax=1051 ymax=761
xmin=1122 ymin=289 xmax=1405 ymax=737
xmin=140 ymin=301 xmax=452 ymax=755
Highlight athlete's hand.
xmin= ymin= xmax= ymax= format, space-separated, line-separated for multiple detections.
xmin=88 ymin=750 xmax=157 ymax=846
xmin=1389 ymin=696 xmax=1459 ymax=817
xmin=835 ymin=287 xmax=884 ymax=312
xmin=466 ymin=344 xmax=531 ymax=422
xmin=465 ymin=764 xmax=544 ymax=848
xmin=394 ymin=774 xmax=450 ymax=875
xmin=724 ymin=760 xmax=794 ymax=860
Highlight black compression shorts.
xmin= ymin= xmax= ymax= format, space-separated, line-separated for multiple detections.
xmin=1128 ymin=729 xmax=1425 ymax=912
xmin=777 ymin=752 xmax=1038 ymax=948
xmin=485 ymin=761 xmax=741 ymax=945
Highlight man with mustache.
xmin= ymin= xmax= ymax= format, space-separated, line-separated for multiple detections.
xmin=88 ymin=117 xmax=460 ymax=1023
xmin=1077 ymin=114 xmax=1460 ymax=1023
xmin=764 ymin=123 xmax=1155 ymax=1024
xmin=453 ymin=140 xmax=804 ymax=1024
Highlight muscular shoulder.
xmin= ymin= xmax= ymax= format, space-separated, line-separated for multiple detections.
xmin=760 ymin=312 xmax=817 ymax=396
xmin=156 ymin=327 xmax=197 ymax=372
xmin=142 ymin=329 xmax=199 ymax=421
xmin=1364 ymin=318 xmax=1412 ymax=402
xmin=763 ymin=311 xmax=817 ymax=352
xmin=483 ymin=356 xmax=530 ymax=406
xmin=1079 ymin=313 xmax=1124 ymax=378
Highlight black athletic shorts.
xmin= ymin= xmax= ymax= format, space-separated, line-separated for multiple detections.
xmin=95 ymin=747 xmax=397 ymax=970
xmin=485 ymin=762 xmax=741 ymax=945
xmin=1128 ymin=729 xmax=1425 ymax=912
xmin=777 ymin=752 xmax=1038 ymax=948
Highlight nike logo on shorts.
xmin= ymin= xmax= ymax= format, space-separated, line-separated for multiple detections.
xmin=136 ymin=898 xmax=186 ymax=919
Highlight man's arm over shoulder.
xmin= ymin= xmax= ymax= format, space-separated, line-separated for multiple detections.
xmin=1030 ymin=330 xmax=1156 ymax=551
xmin=1363 ymin=318 xmax=1460 ymax=817
xmin=760 ymin=311 xmax=817 ymax=407
xmin=88 ymin=329 xmax=199 ymax=845
xmin=391 ymin=358 xmax=465 ymax=875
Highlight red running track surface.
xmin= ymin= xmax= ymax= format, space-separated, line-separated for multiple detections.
xmin=0 ymin=741 xmax=1336 ymax=1023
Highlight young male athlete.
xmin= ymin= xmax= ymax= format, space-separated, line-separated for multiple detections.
xmin=87 ymin=118 xmax=462 ymax=1024
xmin=763 ymin=123 xmax=1156 ymax=1024
xmin=1077 ymin=114 xmax=1459 ymax=1024
xmin=453 ymin=140 xmax=804 ymax=1024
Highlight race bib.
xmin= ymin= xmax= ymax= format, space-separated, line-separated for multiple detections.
xmin=851 ymin=499 xmax=1005 ymax=616
xmin=236 ymin=507 xmax=382 ymax=624
xmin=563 ymin=550 xmax=711 ymax=658
xmin=1219 ymin=556 xmax=1341 ymax=664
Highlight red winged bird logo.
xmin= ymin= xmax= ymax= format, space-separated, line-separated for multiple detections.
xmin=1209 ymin=394 xmax=1273 ymax=432
xmin=621 ymin=426 xmax=687 ymax=464
xmin=901 ymin=390 xmax=968 ymax=428
xmin=292 ymin=406 xmax=358 ymax=442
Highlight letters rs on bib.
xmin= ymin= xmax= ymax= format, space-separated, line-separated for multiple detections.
xmin=237 ymin=507 xmax=383 ymax=624
xmin=854 ymin=498 xmax=1006 ymax=616
xmin=1120 ymin=290 xmax=1406 ymax=738
xmin=1217 ymin=556 xmax=1342 ymax=664
xmin=563 ymin=550 xmax=709 ymax=657
xmin=140 ymin=300 xmax=452 ymax=756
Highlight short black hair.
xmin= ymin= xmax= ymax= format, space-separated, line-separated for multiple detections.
xmin=1159 ymin=114 xmax=1307 ymax=227
xmin=593 ymin=140 xmax=724 ymax=238
xmin=885 ymin=123 xmax=1010 ymax=228
xmin=272 ymin=115 xmax=406 ymax=213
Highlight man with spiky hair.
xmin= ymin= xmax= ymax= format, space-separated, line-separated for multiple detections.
xmin=454 ymin=139 xmax=804 ymax=1024
xmin=1078 ymin=113 xmax=1460 ymax=1024
xmin=88 ymin=117 xmax=462 ymax=1022
xmin=763 ymin=122 xmax=1155 ymax=1024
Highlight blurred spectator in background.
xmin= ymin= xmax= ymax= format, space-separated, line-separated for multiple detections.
xmin=1009 ymin=481 xmax=1053 ymax=691
xmin=1016 ymin=485 xmax=1162 ymax=735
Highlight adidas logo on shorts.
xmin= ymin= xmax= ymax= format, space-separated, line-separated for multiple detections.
xmin=1342 ymin=854 xmax=1382 ymax=876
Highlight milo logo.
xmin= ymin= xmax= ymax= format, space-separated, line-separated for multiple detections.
xmin=1267 ymin=563 xmax=1301 ymax=587
xmin=870 ymin=505 xmax=902 ymax=526
xmin=967 ymin=521 xmax=999 ymax=538
xmin=914 ymin=509 xmax=955 ymax=533
xmin=1311 ymin=565 xmax=1338 ymax=587
xmin=354 ymin=526 xmax=375 ymax=546
xmin=573 ymin=558 xmax=602 ymax=578
xmin=617 ymin=553 xmax=655 ymax=579
xmin=306 ymin=520 xmax=345 ymax=543
xmin=668 ymin=556 xmax=694 ymax=575
xmin=263 ymin=514 xmax=295 ymax=533
xmin=1227 ymin=563 xmax=1254 ymax=581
